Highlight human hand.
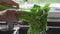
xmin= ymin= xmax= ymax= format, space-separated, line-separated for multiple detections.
xmin=0 ymin=10 xmax=22 ymax=23
xmin=0 ymin=0 xmax=19 ymax=8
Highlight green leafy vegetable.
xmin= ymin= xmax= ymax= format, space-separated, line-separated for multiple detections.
xmin=16 ymin=4 xmax=50 ymax=34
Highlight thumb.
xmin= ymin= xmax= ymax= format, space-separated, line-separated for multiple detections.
xmin=3 ymin=0 xmax=19 ymax=8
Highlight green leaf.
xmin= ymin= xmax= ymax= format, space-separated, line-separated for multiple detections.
xmin=43 ymin=3 xmax=50 ymax=12
xmin=30 ymin=4 xmax=40 ymax=14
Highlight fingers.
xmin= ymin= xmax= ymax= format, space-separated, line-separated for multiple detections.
xmin=16 ymin=11 xmax=22 ymax=14
xmin=5 ymin=10 xmax=19 ymax=22
xmin=5 ymin=10 xmax=16 ymax=14
xmin=3 ymin=0 xmax=19 ymax=8
xmin=9 ymin=1 xmax=19 ymax=8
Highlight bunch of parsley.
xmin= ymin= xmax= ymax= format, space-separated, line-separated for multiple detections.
xmin=16 ymin=4 xmax=50 ymax=34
